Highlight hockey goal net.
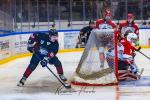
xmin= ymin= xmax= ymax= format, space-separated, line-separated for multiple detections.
xmin=71 ymin=29 xmax=118 ymax=86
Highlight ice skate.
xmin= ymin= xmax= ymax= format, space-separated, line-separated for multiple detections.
xmin=59 ymin=74 xmax=67 ymax=82
xmin=17 ymin=77 xmax=26 ymax=87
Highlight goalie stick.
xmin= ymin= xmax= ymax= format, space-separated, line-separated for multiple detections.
xmin=34 ymin=54 xmax=71 ymax=89
xmin=138 ymin=68 xmax=144 ymax=79
xmin=138 ymin=51 xmax=150 ymax=60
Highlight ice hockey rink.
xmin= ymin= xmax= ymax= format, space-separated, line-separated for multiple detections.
xmin=0 ymin=49 xmax=150 ymax=100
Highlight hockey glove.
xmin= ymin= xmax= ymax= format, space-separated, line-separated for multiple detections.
xmin=27 ymin=44 xmax=39 ymax=53
xmin=135 ymin=46 xmax=141 ymax=51
xmin=40 ymin=57 xmax=48 ymax=67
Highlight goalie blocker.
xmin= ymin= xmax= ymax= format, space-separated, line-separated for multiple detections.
xmin=71 ymin=29 xmax=119 ymax=86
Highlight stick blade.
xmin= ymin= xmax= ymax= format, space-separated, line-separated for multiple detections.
xmin=64 ymin=83 xmax=71 ymax=89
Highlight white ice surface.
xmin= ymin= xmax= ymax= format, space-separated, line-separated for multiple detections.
xmin=0 ymin=49 xmax=150 ymax=100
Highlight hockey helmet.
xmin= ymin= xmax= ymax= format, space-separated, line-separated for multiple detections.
xmin=89 ymin=20 xmax=95 ymax=25
xmin=49 ymin=29 xmax=58 ymax=36
xmin=89 ymin=20 xmax=95 ymax=28
xmin=124 ymin=28 xmax=134 ymax=38
xmin=127 ymin=33 xmax=137 ymax=43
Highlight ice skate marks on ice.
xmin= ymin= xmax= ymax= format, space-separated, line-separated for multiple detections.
xmin=119 ymin=76 xmax=150 ymax=87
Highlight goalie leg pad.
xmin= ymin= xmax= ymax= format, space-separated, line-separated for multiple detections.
xmin=118 ymin=70 xmax=139 ymax=81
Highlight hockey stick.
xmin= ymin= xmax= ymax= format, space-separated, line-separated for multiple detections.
xmin=45 ymin=64 xmax=71 ymax=89
xmin=34 ymin=54 xmax=71 ymax=89
xmin=137 ymin=51 xmax=150 ymax=60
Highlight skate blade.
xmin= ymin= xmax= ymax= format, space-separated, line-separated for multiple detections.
xmin=17 ymin=83 xmax=24 ymax=87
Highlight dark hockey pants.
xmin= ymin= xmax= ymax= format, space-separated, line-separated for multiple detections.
xmin=23 ymin=53 xmax=63 ymax=78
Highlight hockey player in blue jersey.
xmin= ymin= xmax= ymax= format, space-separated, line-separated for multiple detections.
xmin=17 ymin=29 xmax=67 ymax=86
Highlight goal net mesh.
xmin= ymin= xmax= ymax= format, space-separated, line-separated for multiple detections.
xmin=71 ymin=29 xmax=118 ymax=86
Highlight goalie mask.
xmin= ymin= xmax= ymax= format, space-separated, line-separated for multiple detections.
xmin=48 ymin=29 xmax=58 ymax=42
xmin=127 ymin=33 xmax=137 ymax=43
